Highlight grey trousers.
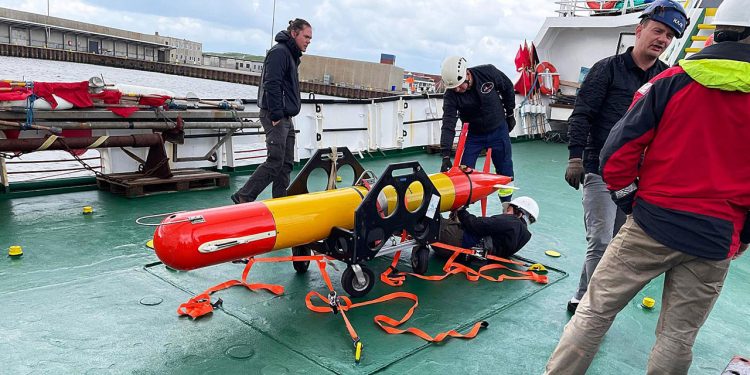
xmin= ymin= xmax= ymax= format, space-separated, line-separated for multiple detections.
xmin=545 ymin=217 xmax=731 ymax=375
xmin=236 ymin=110 xmax=295 ymax=201
xmin=574 ymin=173 xmax=626 ymax=300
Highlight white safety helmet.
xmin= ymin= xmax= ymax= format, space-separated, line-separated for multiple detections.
xmin=502 ymin=196 xmax=539 ymax=224
xmin=712 ymin=0 xmax=750 ymax=28
xmin=441 ymin=56 xmax=468 ymax=89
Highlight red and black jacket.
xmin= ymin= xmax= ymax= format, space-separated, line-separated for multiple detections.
xmin=600 ymin=42 xmax=750 ymax=259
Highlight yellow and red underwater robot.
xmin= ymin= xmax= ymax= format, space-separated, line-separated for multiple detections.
xmin=153 ymin=144 xmax=511 ymax=297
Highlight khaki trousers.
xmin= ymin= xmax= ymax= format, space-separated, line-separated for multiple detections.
xmin=545 ymin=217 xmax=730 ymax=375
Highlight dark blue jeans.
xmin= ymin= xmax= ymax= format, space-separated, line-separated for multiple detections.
xmin=236 ymin=110 xmax=295 ymax=201
xmin=460 ymin=126 xmax=514 ymax=202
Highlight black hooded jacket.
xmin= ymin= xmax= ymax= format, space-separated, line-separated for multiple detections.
xmin=438 ymin=209 xmax=531 ymax=258
xmin=257 ymin=30 xmax=303 ymax=121
xmin=440 ymin=64 xmax=515 ymax=157
xmin=567 ymin=47 xmax=667 ymax=173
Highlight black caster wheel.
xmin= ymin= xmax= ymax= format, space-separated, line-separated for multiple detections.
xmin=292 ymin=246 xmax=311 ymax=273
xmin=341 ymin=265 xmax=375 ymax=297
xmin=432 ymin=245 xmax=453 ymax=259
xmin=410 ymin=245 xmax=429 ymax=275
xmin=432 ymin=245 xmax=470 ymax=264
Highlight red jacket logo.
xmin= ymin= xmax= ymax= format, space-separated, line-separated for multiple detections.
xmin=481 ymin=82 xmax=494 ymax=94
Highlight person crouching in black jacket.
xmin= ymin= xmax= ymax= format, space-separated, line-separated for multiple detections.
xmin=436 ymin=196 xmax=539 ymax=259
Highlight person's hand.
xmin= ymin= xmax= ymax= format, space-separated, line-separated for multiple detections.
xmin=609 ymin=182 xmax=637 ymax=215
xmin=441 ymin=157 xmax=452 ymax=172
xmin=272 ymin=120 xmax=280 ymax=126
xmin=448 ymin=210 xmax=458 ymax=221
xmin=506 ymin=116 xmax=516 ymax=132
xmin=564 ymin=158 xmax=585 ymax=190
xmin=733 ymin=243 xmax=748 ymax=260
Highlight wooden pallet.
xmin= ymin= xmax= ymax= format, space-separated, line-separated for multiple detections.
xmin=96 ymin=168 xmax=229 ymax=198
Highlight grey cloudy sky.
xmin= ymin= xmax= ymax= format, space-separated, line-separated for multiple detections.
xmin=1 ymin=0 xmax=558 ymax=74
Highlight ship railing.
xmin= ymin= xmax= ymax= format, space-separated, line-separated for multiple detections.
xmin=557 ymin=0 xmax=702 ymax=17
xmin=2 ymin=152 xmax=102 ymax=185
xmin=660 ymin=0 xmax=706 ymax=65
xmin=555 ymin=0 xmax=650 ymax=17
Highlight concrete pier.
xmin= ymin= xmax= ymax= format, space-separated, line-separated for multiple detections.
xmin=0 ymin=43 xmax=396 ymax=99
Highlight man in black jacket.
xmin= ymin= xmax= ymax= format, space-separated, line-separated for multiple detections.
xmin=562 ymin=0 xmax=688 ymax=313
xmin=546 ymin=1 xmax=749 ymax=372
xmin=439 ymin=56 xmax=516 ymax=202
xmin=437 ymin=196 xmax=539 ymax=259
xmin=232 ymin=18 xmax=312 ymax=204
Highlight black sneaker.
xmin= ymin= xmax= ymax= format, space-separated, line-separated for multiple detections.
xmin=231 ymin=193 xmax=249 ymax=204
xmin=567 ymin=299 xmax=580 ymax=313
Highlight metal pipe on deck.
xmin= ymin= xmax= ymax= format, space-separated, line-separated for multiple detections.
xmin=0 ymin=134 xmax=164 ymax=152
xmin=0 ymin=121 xmax=261 ymax=131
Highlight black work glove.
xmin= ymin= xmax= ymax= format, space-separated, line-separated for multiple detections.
xmin=610 ymin=182 xmax=637 ymax=215
xmin=564 ymin=158 xmax=585 ymax=190
xmin=506 ymin=116 xmax=516 ymax=132
xmin=441 ymin=156 xmax=452 ymax=172
xmin=456 ymin=205 xmax=471 ymax=220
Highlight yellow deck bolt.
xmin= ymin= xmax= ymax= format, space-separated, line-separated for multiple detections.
xmin=336 ymin=175 xmax=343 ymax=183
xmin=8 ymin=245 xmax=23 ymax=257
xmin=82 ymin=206 xmax=94 ymax=214
xmin=642 ymin=297 xmax=656 ymax=309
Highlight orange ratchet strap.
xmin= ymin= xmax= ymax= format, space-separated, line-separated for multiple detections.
xmin=177 ymin=252 xmax=488 ymax=361
xmin=380 ymin=242 xmax=549 ymax=287
xmin=177 ymin=255 xmax=326 ymax=319
xmin=305 ymin=256 xmax=487 ymax=346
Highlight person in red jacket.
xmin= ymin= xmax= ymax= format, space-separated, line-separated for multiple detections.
xmin=545 ymin=0 xmax=750 ymax=373
xmin=563 ymin=0 xmax=686 ymax=314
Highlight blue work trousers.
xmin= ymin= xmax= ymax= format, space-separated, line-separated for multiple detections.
xmin=461 ymin=126 xmax=514 ymax=202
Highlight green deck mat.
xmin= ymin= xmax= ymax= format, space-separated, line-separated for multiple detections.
xmin=145 ymin=251 xmax=566 ymax=374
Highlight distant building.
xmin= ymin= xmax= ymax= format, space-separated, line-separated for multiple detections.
xmin=403 ymin=71 xmax=437 ymax=94
xmin=0 ymin=7 xmax=207 ymax=64
xmin=380 ymin=53 xmax=396 ymax=65
xmin=202 ymin=53 xmax=263 ymax=74
xmin=299 ymin=54 xmax=404 ymax=92
xmin=419 ymin=73 xmax=444 ymax=91
xmin=155 ymin=33 xmax=202 ymax=65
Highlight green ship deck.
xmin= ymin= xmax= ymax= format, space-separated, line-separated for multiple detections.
xmin=2 ymin=141 xmax=748 ymax=374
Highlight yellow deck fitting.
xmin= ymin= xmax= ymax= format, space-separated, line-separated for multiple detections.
xmin=528 ymin=263 xmax=547 ymax=272
xmin=82 ymin=206 xmax=94 ymax=214
xmin=544 ymin=250 xmax=561 ymax=258
xmin=336 ymin=175 xmax=343 ymax=182
xmin=641 ymin=297 xmax=656 ymax=309
xmin=8 ymin=245 xmax=23 ymax=257
xmin=354 ymin=341 xmax=363 ymax=363
xmin=146 ymin=240 xmax=154 ymax=249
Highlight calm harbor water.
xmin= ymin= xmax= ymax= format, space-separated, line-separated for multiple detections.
xmin=1 ymin=56 xmax=259 ymax=182
xmin=0 ymin=56 xmax=258 ymax=99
